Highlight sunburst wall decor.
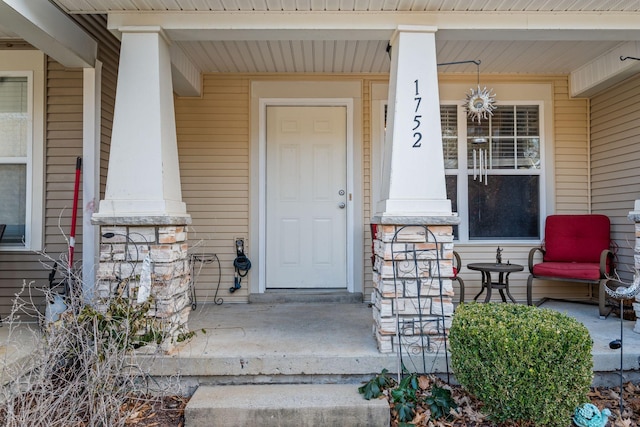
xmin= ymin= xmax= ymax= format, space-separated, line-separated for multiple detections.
xmin=465 ymin=85 xmax=496 ymax=124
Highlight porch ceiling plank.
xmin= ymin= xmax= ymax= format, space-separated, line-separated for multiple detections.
xmin=393 ymin=0 xmax=411 ymax=11
xmin=234 ymin=39 xmax=258 ymax=72
xmin=297 ymin=0 xmax=311 ymax=10
xmin=280 ymin=0 xmax=296 ymax=10
xmin=343 ymin=40 xmax=358 ymax=72
xmin=0 ymin=0 xmax=97 ymax=68
xmin=254 ymin=40 xmax=277 ymax=72
xmin=221 ymin=40 xmax=243 ymax=72
xmin=339 ymin=0 xmax=356 ymax=10
xmin=250 ymin=0 xmax=269 ymax=11
xmin=324 ymin=0 xmax=340 ymax=11
xmin=269 ymin=41 xmax=293 ymax=72
xmin=52 ymin=0 xmax=640 ymax=12
xmin=332 ymin=39 xmax=345 ymax=71
xmin=369 ymin=40 xmax=388 ymax=72
xmin=267 ymin=40 xmax=287 ymax=71
xmin=218 ymin=0 xmax=237 ymax=9
xmin=302 ymin=39 xmax=314 ymax=70
xmin=360 ymin=39 xmax=379 ymax=72
xmin=291 ymin=40 xmax=305 ymax=71
xmin=265 ymin=0 xmax=283 ymax=10
xmin=320 ymin=40 xmax=333 ymax=72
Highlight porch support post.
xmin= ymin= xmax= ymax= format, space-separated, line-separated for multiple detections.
xmin=92 ymin=27 xmax=192 ymax=352
xmin=628 ymin=201 xmax=640 ymax=333
xmin=93 ymin=26 xmax=188 ymax=222
xmin=377 ymin=25 xmax=451 ymax=219
xmin=371 ymin=26 xmax=459 ymax=355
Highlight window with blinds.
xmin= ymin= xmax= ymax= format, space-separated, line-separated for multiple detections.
xmin=441 ymin=103 xmax=542 ymax=241
xmin=0 ymin=76 xmax=28 ymax=245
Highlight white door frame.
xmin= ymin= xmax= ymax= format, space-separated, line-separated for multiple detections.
xmin=257 ymin=98 xmax=355 ymax=293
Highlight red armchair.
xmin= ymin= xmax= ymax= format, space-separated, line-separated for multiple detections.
xmin=527 ymin=214 xmax=615 ymax=317
xmin=452 ymin=251 xmax=465 ymax=304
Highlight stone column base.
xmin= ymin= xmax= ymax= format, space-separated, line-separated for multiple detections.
xmin=96 ymin=223 xmax=191 ymax=353
xmin=371 ymin=219 xmax=456 ymax=354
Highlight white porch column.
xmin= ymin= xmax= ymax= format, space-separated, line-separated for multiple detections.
xmin=377 ymin=25 xmax=452 ymax=219
xmin=372 ymin=26 xmax=458 ymax=354
xmin=93 ymin=26 xmax=188 ymax=222
xmin=91 ymin=27 xmax=192 ymax=352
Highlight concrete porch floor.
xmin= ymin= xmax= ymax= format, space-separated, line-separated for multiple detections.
xmin=148 ymin=299 xmax=640 ymax=388
xmin=1 ymin=300 xmax=639 ymax=389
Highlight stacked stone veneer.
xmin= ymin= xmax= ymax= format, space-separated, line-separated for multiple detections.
xmin=372 ymin=224 xmax=455 ymax=353
xmin=629 ymin=202 xmax=640 ymax=333
xmin=97 ymin=224 xmax=191 ymax=352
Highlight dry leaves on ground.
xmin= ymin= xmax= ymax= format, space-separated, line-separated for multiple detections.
xmin=122 ymin=395 xmax=188 ymax=427
xmin=388 ymin=376 xmax=640 ymax=427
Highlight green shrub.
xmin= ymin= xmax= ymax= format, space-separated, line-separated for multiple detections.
xmin=449 ymin=303 xmax=593 ymax=427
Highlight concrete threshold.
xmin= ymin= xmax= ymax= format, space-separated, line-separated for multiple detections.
xmin=184 ymin=383 xmax=390 ymax=427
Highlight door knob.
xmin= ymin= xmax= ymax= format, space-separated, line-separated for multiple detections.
xmin=338 ymin=202 xmax=346 ymax=209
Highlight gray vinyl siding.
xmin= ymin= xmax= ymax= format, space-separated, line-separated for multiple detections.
xmin=590 ymin=73 xmax=640 ymax=283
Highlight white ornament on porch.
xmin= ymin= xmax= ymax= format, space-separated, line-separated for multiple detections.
xmin=463 ymin=61 xmax=496 ymax=186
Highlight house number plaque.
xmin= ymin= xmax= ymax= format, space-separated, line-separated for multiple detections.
xmin=412 ymin=79 xmax=422 ymax=148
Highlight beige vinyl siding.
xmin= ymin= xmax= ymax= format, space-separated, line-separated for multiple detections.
xmin=176 ymin=76 xmax=251 ymax=303
xmin=176 ymin=73 xmax=590 ymax=305
xmin=590 ymin=73 xmax=640 ymax=283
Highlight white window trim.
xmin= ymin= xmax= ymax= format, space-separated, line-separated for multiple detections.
xmin=0 ymin=51 xmax=45 ymax=251
xmin=372 ymin=82 xmax=554 ymax=245
xmin=446 ymin=100 xmax=545 ymax=244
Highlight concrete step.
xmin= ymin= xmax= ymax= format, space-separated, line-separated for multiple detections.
xmin=185 ymin=384 xmax=390 ymax=427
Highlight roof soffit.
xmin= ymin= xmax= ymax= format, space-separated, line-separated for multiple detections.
xmin=105 ymin=11 xmax=640 ymax=42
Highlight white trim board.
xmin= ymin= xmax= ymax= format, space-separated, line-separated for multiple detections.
xmin=250 ymin=80 xmax=363 ymax=294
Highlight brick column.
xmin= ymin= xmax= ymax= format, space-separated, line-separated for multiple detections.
xmin=628 ymin=201 xmax=640 ymax=333
xmin=95 ymin=220 xmax=191 ymax=352
xmin=371 ymin=220 xmax=456 ymax=353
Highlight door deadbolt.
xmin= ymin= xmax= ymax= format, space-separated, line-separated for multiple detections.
xmin=338 ymin=189 xmax=345 ymax=196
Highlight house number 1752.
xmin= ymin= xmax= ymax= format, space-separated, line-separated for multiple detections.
xmin=412 ymin=80 xmax=422 ymax=148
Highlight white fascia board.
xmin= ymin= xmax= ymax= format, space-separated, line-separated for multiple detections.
xmin=106 ymin=11 xmax=640 ymax=42
xmin=0 ymin=0 xmax=97 ymax=68
xmin=570 ymin=41 xmax=640 ymax=98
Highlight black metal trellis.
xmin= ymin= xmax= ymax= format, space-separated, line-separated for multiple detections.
xmin=390 ymin=225 xmax=451 ymax=384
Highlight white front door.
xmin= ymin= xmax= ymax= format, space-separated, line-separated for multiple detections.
xmin=266 ymin=106 xmax=347 ymax=289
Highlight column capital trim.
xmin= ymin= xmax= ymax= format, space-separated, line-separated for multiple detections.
xmin=390 ymin=25 xmax=438 ymax=45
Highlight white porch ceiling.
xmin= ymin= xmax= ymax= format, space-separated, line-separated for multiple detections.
xmin=2 ymin=0 xmax=640 ymax=94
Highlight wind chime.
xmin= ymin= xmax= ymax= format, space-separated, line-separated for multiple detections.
xmin=464 ymin=60 xmax=496 ymax=185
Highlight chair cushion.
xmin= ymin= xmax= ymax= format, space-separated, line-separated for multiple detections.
xmin=543 ymin=214 xmax=610 ymax=263
xmin=532 ymin=262 xmax=601 ymax=281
